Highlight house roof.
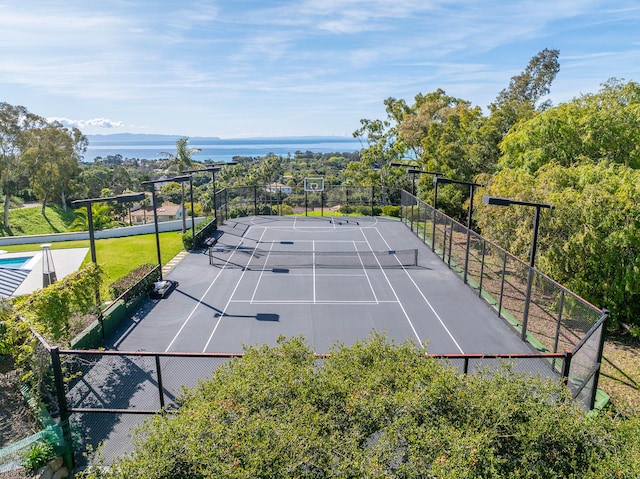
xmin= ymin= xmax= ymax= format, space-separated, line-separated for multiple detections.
xmin=130 ymin=203 xmax=182 ymax=217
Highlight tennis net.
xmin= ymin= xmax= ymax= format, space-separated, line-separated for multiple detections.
xmin=209 ymin=247 xmax=419 ymax=269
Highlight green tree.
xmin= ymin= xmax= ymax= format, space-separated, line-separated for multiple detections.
xmin=350 ymin=104 xmax=409 ymax=202
xmin=160 ymin=182 xmax=184 ymax=205
xmin=481 ymin=48 xmax=561 ymax=167
xmin=159 ymin=137 xmax=201 ymax=233
xmin=78 ymin=165 xmax=113 ymax=199
xmin=0 ymin=103 xmax=46 ymax=227
xmin=21 ymin=121 xmax=87 ymax=213
xmin=499 ymin=79 xmax=640 ymax=172
xmin=81 ymin=335 xmax=640 ymax=478
xmin=477 ymin=162 xmax=640 ymax=333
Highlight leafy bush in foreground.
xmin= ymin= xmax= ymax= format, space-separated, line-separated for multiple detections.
xmin=82 ymin=335 xmax=640 ymax=478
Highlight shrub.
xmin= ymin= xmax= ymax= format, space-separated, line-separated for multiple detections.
xmin=279 ymin=204 xmax=294 ymax=215
xmin=182 ymin=216 xmax=215 ymax=249
xmin=229 ymin=206 xmax=251 ymax=218
xmin=356 ymin=205 xmax=382 ymax=216
xmin=382 ymin=205 xmax=401 ymax=217
xmin=21 ymin=438 xmax=56 ymax=472
xmin=80 ymin=335 xmax=640 ymax=478
xmin=109 ymin=263 xmax=157 ymax=300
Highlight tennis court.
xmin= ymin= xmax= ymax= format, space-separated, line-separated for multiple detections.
xmin=66 ymin=215 xmax=561 ymax=467
xmin=107 ymin=216 xmax=535 ymax=356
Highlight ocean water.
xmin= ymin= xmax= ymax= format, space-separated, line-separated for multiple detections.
xmin=84 ymin=136 xmax=363 ymax=163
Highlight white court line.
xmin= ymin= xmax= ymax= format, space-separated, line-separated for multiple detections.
xmin=164 ymin=224 xmax=254 ymax=352
xmin=250 ymin=239 xmax=274 ymax=303
xmin=202 ymin=227 xmax=269 ymax=352
xmin=232 ymin=300 xmax=399 ymax=305
xmin=312 ymin=240 xmax=316 ymax=304
xmin=354 ymin=240 xmax=379 ymax=304
xmin=262 ymin=272 xmax=368 ymax=277
xmin=358 ymin=230 xmax=423 ymax=346
xmin=371 ymin=227 xmax=465 ymax=354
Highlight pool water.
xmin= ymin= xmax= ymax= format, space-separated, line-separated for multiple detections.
xmin=0 ymin=256 xmax=33 ymax=269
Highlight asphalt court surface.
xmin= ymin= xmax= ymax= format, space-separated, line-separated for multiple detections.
xmin=108 ymin=216 xmax=537 ymax=355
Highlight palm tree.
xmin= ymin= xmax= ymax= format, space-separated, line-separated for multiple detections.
xmin=70 ymin=203 xmax=119 ymax=231
xmin=159 ymin=138 xmax=201 ymax=233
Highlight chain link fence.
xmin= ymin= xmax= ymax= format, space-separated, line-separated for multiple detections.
xmin=401 ymin=190 xmax=608 ymax=409
xmin=214 ymin=184 xmax=400 ymax=221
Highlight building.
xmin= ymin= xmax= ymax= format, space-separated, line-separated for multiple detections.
xmin=130 ymin=202 xmax=184 ymax=224
xmin=265 ymin=182 xmax=293 ymax=194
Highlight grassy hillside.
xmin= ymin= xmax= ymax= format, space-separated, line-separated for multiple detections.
xmin=0 ymin=204 xmax=75 ymax=236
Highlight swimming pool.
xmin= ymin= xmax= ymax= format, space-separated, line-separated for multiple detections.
xmin=0 ymin=255 xmax=34 ymax=269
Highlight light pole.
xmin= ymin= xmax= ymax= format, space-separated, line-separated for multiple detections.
xmin=72 ymin=192 xmax=146 ymax=264
xmin=434 ymin=177 xmax=484 ymax=283
xmin=184 ymin=161 xmax=238 ymax=220
xmin=390 ymin=162 xmax=442 ymax=197
xmin=71 ymin=192 xmax=145 ymax=337
xmin=141 ymin=175 xmax=191 ymax=279
xmin=482 ymin=196 xmax=554 ymax=341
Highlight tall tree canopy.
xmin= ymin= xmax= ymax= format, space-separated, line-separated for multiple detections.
xmin=0 ymin=103 xmax=46 ymax=226
xmin=499 ymin=79 xmax=640 ymax=172
xmin=21 ymin=121 xmax=87 ymax=213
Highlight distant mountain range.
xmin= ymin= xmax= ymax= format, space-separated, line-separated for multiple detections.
xmin=86 ymin=133 xmax=357 ymax=145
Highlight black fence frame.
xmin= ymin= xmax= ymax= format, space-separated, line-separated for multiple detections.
xmin=400 ymin=190 xmax=608 ymax=410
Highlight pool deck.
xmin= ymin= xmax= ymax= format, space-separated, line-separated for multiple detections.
xmin=0 ymin=248 xmax=89 ymax=297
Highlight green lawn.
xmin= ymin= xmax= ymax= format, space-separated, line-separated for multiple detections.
xmin=0 ymin=205 xmax=75 ymax=236
xmin=0 ymin=232 xmax=185 ymax=299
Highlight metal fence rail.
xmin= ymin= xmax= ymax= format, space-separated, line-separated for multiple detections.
xmin=400 ymin=190 xmax=608 ymax=410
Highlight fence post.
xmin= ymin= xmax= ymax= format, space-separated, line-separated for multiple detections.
xmin=463 ymin=229 xmax=472 ymax=284
xmin=521 ymin=267 xmax=535 ymax=341
xmin=346 ymin=187 xmax=350 ymax=211
xmin=423 ymin=204 xmax=429 ymax=244
xmin=498 ymin=250 xmax=507 ymax=316
xmin=155 ymin=355 xmax=166 ymax=410
xmin=478 ymin=239 xmax=486 ymax=299
xmin=253 ymin=185 xmax=258 ymax=215
xmin=553 ymin=291 xmax=565 ymax=354
xmin=224 ymin=189 xmax=228 ymax=221
xmin=50 ymin=347 xmax=74 ymax=469
xmin=371 ymin=185 xmax=375 ymax=217
xmin=447 ymin=219 xmax=454 ymax=267
xmin=410 ymin=196 xmax=415 ymax=232
xmin=561 ymin=349 xmax=573 ymax=387
xmin=589 ymin=310 xmax=609 ymax=410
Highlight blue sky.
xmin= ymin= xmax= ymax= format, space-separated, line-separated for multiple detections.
xmin=1 ymin=1 xmax=638 ymax=138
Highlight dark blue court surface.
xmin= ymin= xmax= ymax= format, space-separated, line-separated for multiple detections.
xmin=107 ymin=216 xmax=535 ymax=356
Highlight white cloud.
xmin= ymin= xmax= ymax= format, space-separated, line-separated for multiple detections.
xmin=48 ymin=117 xmax=125 ymax=129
